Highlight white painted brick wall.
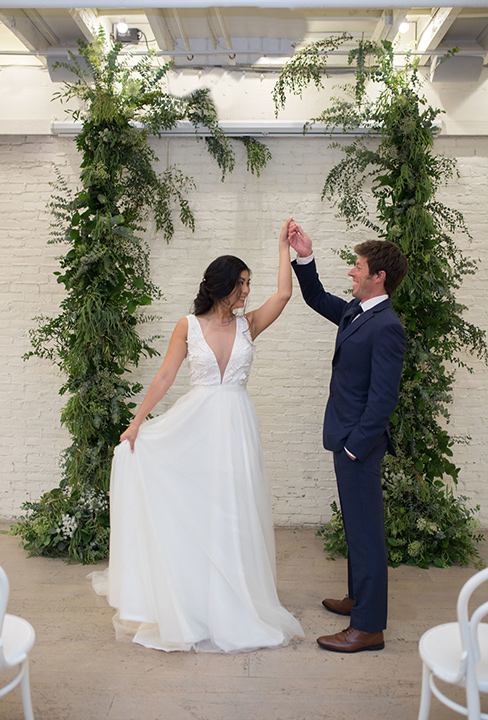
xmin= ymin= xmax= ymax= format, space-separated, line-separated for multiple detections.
xmin=1 ymin=133 xmax=487 ymax=526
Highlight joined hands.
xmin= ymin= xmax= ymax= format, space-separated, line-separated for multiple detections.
xmin=287 ymin=220 xmax=313 ymax=258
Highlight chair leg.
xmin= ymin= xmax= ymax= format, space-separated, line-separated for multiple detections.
xmin=20 ymin=659 xmax=35 ymax=720
xmin=418 ymin=663 xmax=432 ymax=720
xmin=465 ymin=662 xmax=481 ymax=720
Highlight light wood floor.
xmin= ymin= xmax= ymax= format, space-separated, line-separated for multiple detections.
xmin=1 ymin=524 xmax=487 ymax=720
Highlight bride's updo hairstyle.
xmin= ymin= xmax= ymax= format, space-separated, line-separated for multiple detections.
xmin=192 ymin=255 xmax=251 ymax=315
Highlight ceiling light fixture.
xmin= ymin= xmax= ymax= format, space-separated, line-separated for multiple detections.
xmin=399 ymin=22 xmax=410 ymax=34
xmin=113 ymin=23 xmax=141 ymax=44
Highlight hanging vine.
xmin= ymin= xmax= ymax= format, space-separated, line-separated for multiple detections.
xmin=12 ymin=35 xmax=271 ymax=563
xmin=274 ymin=38 xmax=487 ymax=568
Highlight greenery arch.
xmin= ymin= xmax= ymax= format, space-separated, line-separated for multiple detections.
xmin=12 ymin=36 xmax=270 ymax=562
xmin=274 ymin=37 xmax=487 ymax=568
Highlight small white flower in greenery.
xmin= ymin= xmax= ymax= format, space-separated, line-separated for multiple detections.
xmin=60 ymin=513 xmax=78 ymax=539
xmin=408 ymin=540 xmax=422 ymax=557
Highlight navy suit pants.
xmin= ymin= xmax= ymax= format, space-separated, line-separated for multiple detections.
xmin=333 ymin=435 xmax=388 ymax=632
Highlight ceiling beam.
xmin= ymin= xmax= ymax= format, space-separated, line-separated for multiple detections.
xmin=69 ymin=8 xmax=101 ymax=42
xmin=0 ymin=9 xmax=55 ymax=64
xmin=26 ymin=8 xmax=60 ymax=46
xmin=144 ymin=8 xmax=175 ymax=52
xmin=205 ymin=9 xmax=218 ymax=49
xmin=416 ymin=7 xmax=462 ymax=65
xmin=371 ymin=8 xmax=408 ymax=43
xmin=172 ymin=8 xmax=191 ymax=53
xmin=371 ymin=9 xmax=393 ymax=42
xmin=210 ymin=7 xmax=236 ymax=65
xmin=213 ymin=7 xmax=232 ymax=51
xmin=0 ymin=9 xmax=51 ymax=51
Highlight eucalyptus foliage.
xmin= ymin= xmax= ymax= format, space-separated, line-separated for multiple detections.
xmin=272 ymin=33 xmax=352 ymax=113
xmin=12 ymin=36 xmax=270 ymax=563
xmin=318 ymin=456 xmax=485 ymax=569
xmin=274 ymin=39 xmax=487 ymax=567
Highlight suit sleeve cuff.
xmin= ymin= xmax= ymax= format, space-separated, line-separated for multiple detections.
xmin=295 ymin=252 xmax=314 ymax=265
xmin=344 ymin=446 xmax=357 ymax=460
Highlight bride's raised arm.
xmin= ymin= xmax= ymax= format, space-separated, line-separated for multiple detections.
xmin=247 ymin=218 xmax=293 ymax=340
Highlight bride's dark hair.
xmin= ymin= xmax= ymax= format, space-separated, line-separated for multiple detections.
xmin=192 ymin=255 xmax=251 ymax=315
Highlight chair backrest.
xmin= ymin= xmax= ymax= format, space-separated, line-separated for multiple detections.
xmin=0 ymin=566 xmax=8 ymax=633
xmin=457 ymin=567 xmax=488 ymax=666
xmin=0 ymin=566 xmax=10 ymax=670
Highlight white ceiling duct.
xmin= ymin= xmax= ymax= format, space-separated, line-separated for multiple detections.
xmin=52 ymin=119 xmax=441 ymax=137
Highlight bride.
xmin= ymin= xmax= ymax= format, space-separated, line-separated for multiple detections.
xmin=90 ymin=218 xmax=304 ymax=652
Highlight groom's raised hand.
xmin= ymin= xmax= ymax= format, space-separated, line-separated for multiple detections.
xmin=288 ymin=221 xmax=313 ymax=258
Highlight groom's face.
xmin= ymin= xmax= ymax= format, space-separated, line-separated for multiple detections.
xmin=348 ymin=255 xmax=378 ymax=301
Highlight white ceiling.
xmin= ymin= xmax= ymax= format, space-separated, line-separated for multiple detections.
xmin=1 ymin=5 xmax=488 ymax=79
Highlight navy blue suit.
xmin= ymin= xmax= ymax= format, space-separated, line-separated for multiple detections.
xmin=292 ymin=258 xmax=406 ymax=631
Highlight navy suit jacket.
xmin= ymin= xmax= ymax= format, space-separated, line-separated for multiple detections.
xmin=292 ymin=258 xmax=406 ymax=461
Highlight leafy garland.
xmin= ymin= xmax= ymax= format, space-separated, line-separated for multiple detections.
xmin=11 ymin=36 xmax=270 ymax=563
xmin=274 ymin=38 xmax=487 ymax=568
xmin=272 ymin=33 xmax=353 ymax=112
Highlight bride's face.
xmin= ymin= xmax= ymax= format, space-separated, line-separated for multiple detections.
xmin=228 ymin=271 xmax=251 ymax=310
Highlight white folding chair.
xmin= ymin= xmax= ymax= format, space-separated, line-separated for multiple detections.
xmin=418 ymin=567 xmax=488 ymax=720
xmin=0 ymin=566 xmax=36 ymax=720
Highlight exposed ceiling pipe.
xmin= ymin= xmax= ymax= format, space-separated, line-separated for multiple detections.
xmin=52 ymin=120 xmax=375 ymax=137
xmin=52 ymin=119 xmax=441 ymax=137
xmin=0 ymin=0 xmax=483 ymax=8
xmin=0 ymin=47 xmax=481 ymax=57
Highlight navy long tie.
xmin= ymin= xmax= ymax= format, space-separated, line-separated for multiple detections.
xmin=342 ymin=304 xmax=363 ymax=329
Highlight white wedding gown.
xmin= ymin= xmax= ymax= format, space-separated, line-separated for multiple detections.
xmin=90 ymin=314 xmax=303 ymax=652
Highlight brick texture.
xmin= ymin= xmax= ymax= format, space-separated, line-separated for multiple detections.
xmin=1 ymin=134 xmax=487 ymax=525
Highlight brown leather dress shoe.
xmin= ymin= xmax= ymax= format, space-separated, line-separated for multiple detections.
xmin=321 ymin=596 xmax=355 ymax=616
xmin=317 ymin=626 xmax=384 ymax=653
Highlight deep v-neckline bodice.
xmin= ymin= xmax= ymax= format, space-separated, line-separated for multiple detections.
xmin=195 ymin=317 xmax=238 ymax=383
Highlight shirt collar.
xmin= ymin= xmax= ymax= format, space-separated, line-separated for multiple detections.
xmin=360 ymin=294 xmax=388 ymax=313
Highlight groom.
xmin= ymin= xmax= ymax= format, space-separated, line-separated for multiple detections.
xmin=288 ymin=221 xmax=408 ymax=653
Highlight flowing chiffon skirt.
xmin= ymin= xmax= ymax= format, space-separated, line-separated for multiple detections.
xmin=90 ymin=384 xmax=303 ymax=653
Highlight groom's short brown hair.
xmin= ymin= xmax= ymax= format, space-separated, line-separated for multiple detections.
xmin=354 ymin=240 xmax=408 ymax=297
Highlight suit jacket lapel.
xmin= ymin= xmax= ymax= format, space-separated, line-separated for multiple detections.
xmin=334 ymin=298 xmax=392 ymax=353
